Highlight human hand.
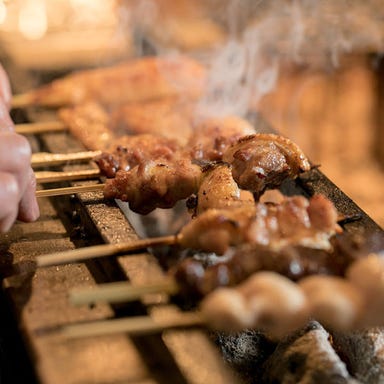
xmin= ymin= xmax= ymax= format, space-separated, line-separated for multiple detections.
xmin=0 ymin=65 xmax=39 ymax=233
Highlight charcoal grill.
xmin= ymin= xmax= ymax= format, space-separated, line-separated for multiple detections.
xmin=0 ymin=99 xmax=383 ymax=384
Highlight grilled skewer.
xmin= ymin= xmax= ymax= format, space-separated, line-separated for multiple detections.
xmin=63 ymin=253 xmax=384 ymax=339
xmin=35 ymin=133 xmax=311 ymax=215
xmin=70 ymin=227 xmax=361 ymax=307
xmin=36 ymin=192 xmax=340 ymax=265
xmin=11 ymin=55 xmax=207 ymax=109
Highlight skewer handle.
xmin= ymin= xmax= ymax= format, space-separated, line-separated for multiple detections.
xmin=16 ymin=121 xmax=67 ymax=135
xmin=31 ymin=150 xmax=102 ymax=167
xmin=61 ymin=312 xmax=204 ymax=339
xmin=36 ymin=235 xmax=178 ymax=267
xmin=11 ymin=93 xmax=34 ymax=109
xmin=36 ymin=183 xmax=105 ymax=198
xmin=70 ymin=279 xmax=179 ymax=305
xmin=35 ymin=169 xmax=100 ymax=183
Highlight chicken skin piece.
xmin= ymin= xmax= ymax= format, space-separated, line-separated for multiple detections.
xmin=223 ymin=133 xmax=311 ymax=198
xmin=21 ymin=55 xmax=207 ymax=108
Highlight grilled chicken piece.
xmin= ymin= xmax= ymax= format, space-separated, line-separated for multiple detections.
xmin=179 ymin=194 xmax=340 ymax=255
xmin=99 ymin=131 xmax=313 ymax=215
xmin=21 ymin=55 xmax=207 ymax=108
xmin=59 ymin=99 xmax=255 ymax=153
xmin=109 ymin=98 xmax=195 ymax=146
xmin=58 ymin=99 xmax=194 ymax=150
xmin=200 ymin=271 xmax=309 ymax=338
xmin=173 ymin=232 xmax=359 ymax=301
xmin=58 ymin=102 xmax=115 ymax=151
xmin=103 ymin=155 xmax=202 ymax=215
xmin=223 ymin=133 xmax=311 ymax=198
xmin=94 ymin=134 xmax=182 ymax=178
xmin=188 ymin=162 xmax=254 ymax=216
xmin=190 ymin=115 xmax=255 ymax=161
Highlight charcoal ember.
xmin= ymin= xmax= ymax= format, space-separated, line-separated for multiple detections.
xmin=332 ymin=328 xmax=384 ymax=383
xmin=262 ymin=321 xmax=361 ymax=384
xmin=213 ymin=330 xmax=276 ymax=383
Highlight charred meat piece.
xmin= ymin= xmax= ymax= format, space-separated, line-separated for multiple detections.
xmin=103 ymin=156 xmax=202 ymax=214
xmin=172 ymin=233 xmax=360 ymax=301
xmin=190 ymin=115 xmax=255 ymax=161
xmin=94 ymin=134 xmax=182 ymax=178
xmin=223 ymin=133 xmax=311 ymax=198
xmin=189 ymin=162 xmax=254 ymax=216
xmin=178 ymin=193 xmax=340 ymax=255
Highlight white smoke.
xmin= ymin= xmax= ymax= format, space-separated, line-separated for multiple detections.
xmin=122 ymin=0 xmax=384 ymax=117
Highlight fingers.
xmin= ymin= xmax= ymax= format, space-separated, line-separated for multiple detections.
xmin=0 ymin=64 xmax=12 ymax=108
xmin=0 ymin=101 xmax=14 ymax=131
xmin=0 ymin=64 xmax=38 ymax=232
xmin=0 ymin=132 xmax=39 ymax=232
xmin=17 ymin=167 xmax=40 ymax=223
xmin=0 ymin=172 xmax=20 ymax=232
xmin=0 ymin=64 xmax=14 ymax=132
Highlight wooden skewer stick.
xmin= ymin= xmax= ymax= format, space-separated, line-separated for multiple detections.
xmin=70 ymin=279 xmax=179 ymax=306
xmin=11 ymin=93 xmax=35 ymax=109
xmin=15 ymin=121 xmax=67 ymax=135
xmin=32 ymin=150 xmax=102 ymax=167
xmin=36 ymin=235 xmax=179 ymax=267
xmin=35 ymin=169 xmax=100 ymax=183
xmin=61 ymin=312 xmax=204 ymax=339
xmin=36 ymin=183 xmax=105 ymax=198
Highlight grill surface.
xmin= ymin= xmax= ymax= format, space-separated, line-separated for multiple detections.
xmin=0 ymin=110 xmax=383 ymax=384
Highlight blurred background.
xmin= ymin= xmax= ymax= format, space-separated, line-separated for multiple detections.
xmin=0 ymin=0 xmax=383 ymax=226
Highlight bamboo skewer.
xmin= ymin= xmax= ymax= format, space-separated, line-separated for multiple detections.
xmin=36 ymin=183 xmax=105 ymax=198
xmin=32 ymin=150 xmax=101 ymax=167
xmin=70 ymin=279 xmax=179 ymax=306
xmin=61 ymin=312 xmax=204 ymax=339
xmin=36 ymin=235 xmax=179 ymax=267
xmin=35 ymin=169 xmax=100 ymax=183
xmin=11 ymin=93 xmax=35 ymax=109
xmin=15 ymin=121 xmax=67 ymax=135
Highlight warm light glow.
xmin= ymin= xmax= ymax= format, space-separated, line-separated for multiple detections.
xmin=69 ymin=0 xmax=116 ymax=26
xmin=0 ymin=1 xmax=7 ymax=25
xmin=18 ymin=0 xmax=48 ymax=40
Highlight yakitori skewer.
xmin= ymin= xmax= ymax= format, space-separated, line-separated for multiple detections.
xmin=37 ymin=192 xmax=341 ymax=270
xmin=11 ymin=55 xmax=207 ymax=109
xmin=68 ymin=228 xmax=366 ymax=308
xmin=36 ymin=235 xmax=178 ymax=267
xmin=15 ymin=121 xmax=67 ymax=135
xmin=63 ymin=254 xmax=384 ymax=339
xmin=35 ymin=169 xmax=100 ymax=183
xmin=32 ymin=150 xmax=101 ymax=167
